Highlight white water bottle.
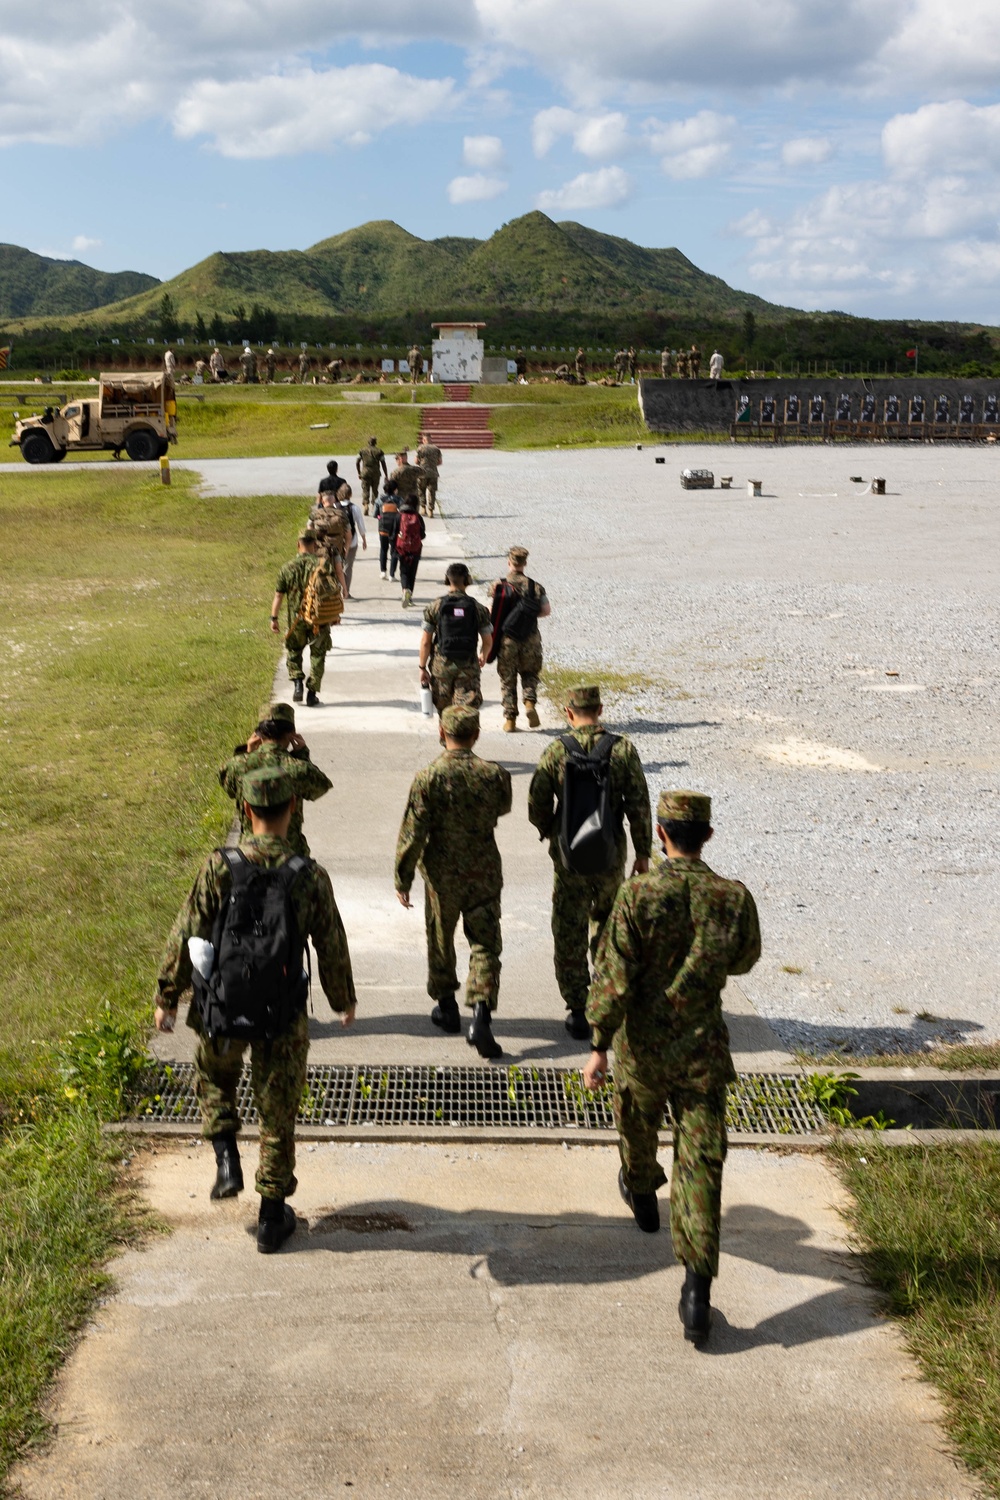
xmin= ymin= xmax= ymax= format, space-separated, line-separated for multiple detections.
xmin=420 ymin=685 xmax=434 ymax=716
xmin=188 ymin=937 xmax=215 ymax=979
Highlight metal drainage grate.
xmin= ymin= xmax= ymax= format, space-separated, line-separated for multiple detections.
xmin=136 ymin=1063 xmax=825 ymax=1135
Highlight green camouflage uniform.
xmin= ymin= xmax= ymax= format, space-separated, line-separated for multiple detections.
xmin=276 ymin=552 xmax=330 ymax=691
xmin=356 ymin=442 xmax=386 ymax=514
xmin=391 ymin=461 xmax=423 ymax=502
xmin=156 ymin=832 xmax=356 ymax=1199
xmin=408 ymin=346 xmax=422 ymax=383
xmin=587 ymin=858 xmax=761 ymax=1276
xmin=218 ymin=742 xmax=332 ymax=857
xmin=395 ymin=748 xmax=512 ymax=1009
xmin=415 ymin=442 xmax=442 ymax=516
xmin=423 ymin=593 xmax=492 ymax=713
xmin=490 ymin=572 xmax=547 ymax=721
xmin=528 ymin=726 xmax=651 ymax=1007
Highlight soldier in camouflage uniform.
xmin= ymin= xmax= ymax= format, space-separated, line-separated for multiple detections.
xmin=265 ymin=348 xmax=277 ymax=383
xmin=584 ymin=789 xmax=760 ymax=1341
xmin=395 ymin=705 xmax=512 ymax=1058
xmin=420 ymin=563 xmax=493 ymax=721
xmin=356 ymin=436 xmax=388 ymax=516
xmin=391 ymin=450 xmax=424 ymax=504
xmin=270 ymin=532 xmax=342 ymax=707
xmin=676 ymin=347 xmax=689 ymax=380
xmin=575 ymin=347 xmax=587 ymax=382
xmin=488 ymin=545 xmax=551 ymax=732
xmin=415 ymin=439 xmax=443 ymax=516
xmin=154 ymin=765 xmax=356 ymax=1253
xmin=408 ymin=344 xmax=422 ymax=383
xmin=660 ymin=348 xmax=674 ymax=378
xmin=218 ymin=701 xmax=332 ymax=857
xmin=689 ymin=344 xmax=701 ymax=379
xmin=528 ymin=684 xmax=651 ymax=1040
xmin=298 ymin=349 xmax=310 ymax=383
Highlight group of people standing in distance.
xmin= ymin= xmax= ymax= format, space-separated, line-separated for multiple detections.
xmin=660 ymin=345 xmax=725 ymax=380
xmin=150 ymin=446 xmax=761 ymax=1345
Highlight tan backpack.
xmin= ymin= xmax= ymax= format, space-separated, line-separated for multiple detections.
xmin=298 ymin=558 xmax=343 ymax=632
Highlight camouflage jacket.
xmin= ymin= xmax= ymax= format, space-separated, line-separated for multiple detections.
xmin=275 ymin=552 xmax=321 ymax=623
xmin=415 ymin=443 xmax=443 ymax=475
xmin=395 ymin=748 xmax=512 ymax=900
xmin=586 ymin=857 xmax=761 ymax=1090
xmin=391 ymin=462 xmax=424 ymax=500
xmin=156 ymin=833 xmax=356 ymax=1017
xmin=357 ymin=443 xmax=386 ymax=476
xmin=423 ymin=593 xmax=493 ymax=661
xmin=489 ymin=572 xmax=548 ymax=636
xmin=528 ymin=723 xmax=652 ymax=864
xmin=218 ymin=742 xmax=332 ymax=857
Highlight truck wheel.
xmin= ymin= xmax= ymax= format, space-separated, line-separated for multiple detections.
xmin=20 ymin=431 xmax=56 ymax=464
xmin=158 ymin=437 xmax=170 ymax=458
xmin=50 ymin=446 xmax=67 ymax=462
xmin=125 ymin=429 xmax=160 ymax=462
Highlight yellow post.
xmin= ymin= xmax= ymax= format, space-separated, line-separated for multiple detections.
xmin=159 ymin=455 xmax=171 ymax=486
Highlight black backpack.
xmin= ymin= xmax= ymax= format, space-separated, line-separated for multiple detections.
xmin=436 ymin=594 xmax=480 ymax=659
xmin=557 ymin=733 xmax=620 ymax=876
xmin=500 ymin=580 xmax=541 ymax=642
xmin=191 ymin=849 xmax=310 ymax=1042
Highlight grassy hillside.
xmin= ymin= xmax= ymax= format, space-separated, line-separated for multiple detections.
xmin=0 ymin=245 xmax=158 ymax=320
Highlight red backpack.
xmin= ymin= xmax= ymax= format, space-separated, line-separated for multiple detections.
xmin=396 ymin=511 xmax=423 ymax=558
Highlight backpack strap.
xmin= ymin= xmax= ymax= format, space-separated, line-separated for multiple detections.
xmin=592 ymin=731 xmax=619 ymax=763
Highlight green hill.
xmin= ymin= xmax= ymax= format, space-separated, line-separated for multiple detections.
xmin=0 ymin=245 xmax=159 ymax=320
xmin=4 ymin=214 xmax=781 ymax=332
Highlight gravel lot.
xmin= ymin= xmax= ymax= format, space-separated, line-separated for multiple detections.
xmin=441 ymin=443 xmax=1000 ymax=1056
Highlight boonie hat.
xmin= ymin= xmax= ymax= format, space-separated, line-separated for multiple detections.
xmin=243 ymin=766 xmax=294 ymax=807
xmin=441 ymin=705 xmax=480 ymax=739
xmin=657 ymin=789 xmax=712 ymax=824
xmin=567 ymin=684 xmax=601 ymax=710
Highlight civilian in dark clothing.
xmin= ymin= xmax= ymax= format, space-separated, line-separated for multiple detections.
xmin=385 ymin=498 xmax=426 ymax=607
xmin=374 ymin=479 xmax=401 ymax=580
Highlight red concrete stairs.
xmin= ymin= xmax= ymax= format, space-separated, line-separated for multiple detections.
xmin=420 ymin=400 xmax=495 ymax=450
xmin=442 ymin=384 xmax=473 ymax=401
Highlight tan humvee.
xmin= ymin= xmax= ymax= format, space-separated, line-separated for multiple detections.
xmin=11 ymin=372 xmax=178 ymax=463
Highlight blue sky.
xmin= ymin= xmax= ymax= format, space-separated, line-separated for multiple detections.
xmin=3 ymin=0 xmax=1000 ymax=321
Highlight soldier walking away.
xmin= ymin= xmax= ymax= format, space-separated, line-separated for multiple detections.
xmin=374 ymin=479 xmax=401 ymax=580
xmin=390 ymin=497 xmax=425 ymax=606
xmin=271 ymin=531 xmax=344 ymax=707
xmin=420 ymin=563 xmax=493 ymax=720
xmin=219 ymin=701 xmax=332 ymax=858
xmin=487 ymin=545 xmax=551 ymax=732
xmin=154 ymin=765 xmax=357 ymax=1253
xmin=689 ymin=344 xmax=701 ymax=379
xmin=528 ymin=684 xmax=651 ymax=1040
xmin=395 ymin=705 xmax=512 ymax=1058
xmin=391 ymin=450 xmax=424 ymax=505
xmin=298 ymin=349 xmax=310 ymax=383
xmin=583 ymin=790 xmax=761 ymax=1342
xmin=265 ymin=347 xmax=277 ymax=383
xmin=574 ymin=347 xmax=587 ymax=383
xmin=709 ymin=348 xmax=724 ymax=381
xmin=408 ymin=343 xmax=422 ymax=383
xmin=660 ymin=347 xmax=674 ymax=378
xmin=356 ymin=435 xmax=389 ymax=515
xmin=415 ymin=438 xmax=443 ymax=517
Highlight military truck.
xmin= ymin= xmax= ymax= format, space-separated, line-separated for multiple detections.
xmin=10 ymin=372 xmax=177 ymax=463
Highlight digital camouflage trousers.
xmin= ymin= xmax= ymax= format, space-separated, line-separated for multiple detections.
xmin=614 ymin=1068 xmax=728 ymax=1277
xmin=417 ymin=474 xmax=438 ymax=515
xmin=550 ymin=858 xmax=625 ymax=1008
xmin=496 ymin=632 xmax=542 ymax=719
xmin=285 ymin=620 xmax=331 ymax=689
xmin=424 ymin=882 xmax=502 ymax=1011
xmin=193 ymin=1008 xmax=310 ymax=1200
xmin=431 ymin=655 xmax=482 ymax=714
xmin=359 ymin=475 xmax=379 ymax=513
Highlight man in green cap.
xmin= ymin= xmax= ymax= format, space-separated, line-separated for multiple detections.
xmin=420 ymin=563 xmax=493 ymax=723
xmin=528 ymin=684 xmax=651 ymax=1040
xmin=584 ymin=789 xmax=761 ymax=1342
xmin=487 ymin=545 xmax=551 ymax=733
xmin=218 ymin=701 xmax=332 ymax=857
xmin=270 ymin=531 xmax=344 ymax=707
xmin=395 ymin=704 xmax=512 ymax=1059
xmin=154 ymin=765 xmax=357 ymax=1255
xmin=355 ymin=435 xmax=388 ymax=516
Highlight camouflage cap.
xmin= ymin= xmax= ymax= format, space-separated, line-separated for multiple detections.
xmin=242 ymin=766 xmax=294 ymax=807
xmin=657 ymin=789 xmax=712 ymax=824
xmin=299 ymin=529 xmax=318 ymax=544
xmin=263 ymin=702 xmax=295 ymax=728
xmin=441 ymin=704 xmax=480 ymax=740
xmin=508 ymin=545 xmax=529 ymax=562
xmin=567 ymin=684 xmax=601 ymax=710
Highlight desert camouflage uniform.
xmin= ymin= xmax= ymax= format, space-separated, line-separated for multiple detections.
xmin=391 ymin=460 xmax=423 ymax=502
xmin=395 ymin=749 xmax=512 ymax=1009
xmin=298 ymin=352 xmax=310 ymax=382
xmin=356 ymin=442 xmax=386 ymax=515
xmin=575 ymin=349 xmax=586 ymax=381
xmin=489 ymin=572 xmax=548 ymax=722
xmin=408 ymin=345 xmax=422 ymax=383
xmin=677 ymin=349 xmax=689 ymax=380
xmin=660 ymin=349 xmax=674 ymax=378
xmin=528 ymin=725 xmax=651 ymax=1007
xmin=156 ymin=833 xmax=356 ymax=1198
xmin=587 ymin=858 xmax=760 ymax=1276
xmin=218 ymin=742 xmax=332 ymax=857
xmin=276 ymin=552 xmax=331 ymax=691
xmin=424 ymin=593 xmax=492 ymax=713
xmin=689 ymin=346 xmax=701 ymax=379
xmin=415 ymin=442 xmax=443 ymax=516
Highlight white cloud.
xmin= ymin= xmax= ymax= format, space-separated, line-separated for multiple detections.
xmin=174 ymin=65 xmax=455 ymax=157
xmin=535 ymin=165 xmax=632 ymax=212
xmin=882 ymin=100 xmax=1000 ymax=179
xmin=462 ymin=133 xmax=505 ymax=169
xmin=532 ymin=106 xmax=631 ymax=159
xmin=447 ymin=172 xmax=507 ymax=203
xmin=782 ymin=136 xmax=833 ymax=169
xmin=647 ymin=111 xmax=735 ymax=180
xmin=71 ymin=234 xmax=103 ymax=253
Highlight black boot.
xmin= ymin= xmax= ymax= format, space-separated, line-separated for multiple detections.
xmin=678 ymin=1265 xmax=713 ymax=1342
xmin=564 ymin=1007 xmax=591 ymax=1041
xmin=467 ymin=1002 xmax=503 ymax=1060
xmin=257 ymin=1196 xmax=297 ymax=1255
xmin=306 ymin=688 xmax=320 ymax=707
xmin=292 ymin=680 xmax=304 ymax=703
xmin=431 ymin=994 xmax=461 ymax=1034
xmin=618 ymin=1166 xmax=660 ymax=1233
xmin=210 ymin=1134 xmax=243 ymax=1200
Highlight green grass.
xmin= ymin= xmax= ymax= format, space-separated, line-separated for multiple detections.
xmin=835 ymin=1141 xmax=1000 ymax=1495
xmin=541 ymin=662 xmax=692 ymax=711
xmin=794 ymin=1041 xmax=1000 ymax=1072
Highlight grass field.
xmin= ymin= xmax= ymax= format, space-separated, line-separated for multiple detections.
xmin=835 ymin=1141 xmax=1000 ymax=1496
xmin=0 ymin=466 xmax=303 ymax=1479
